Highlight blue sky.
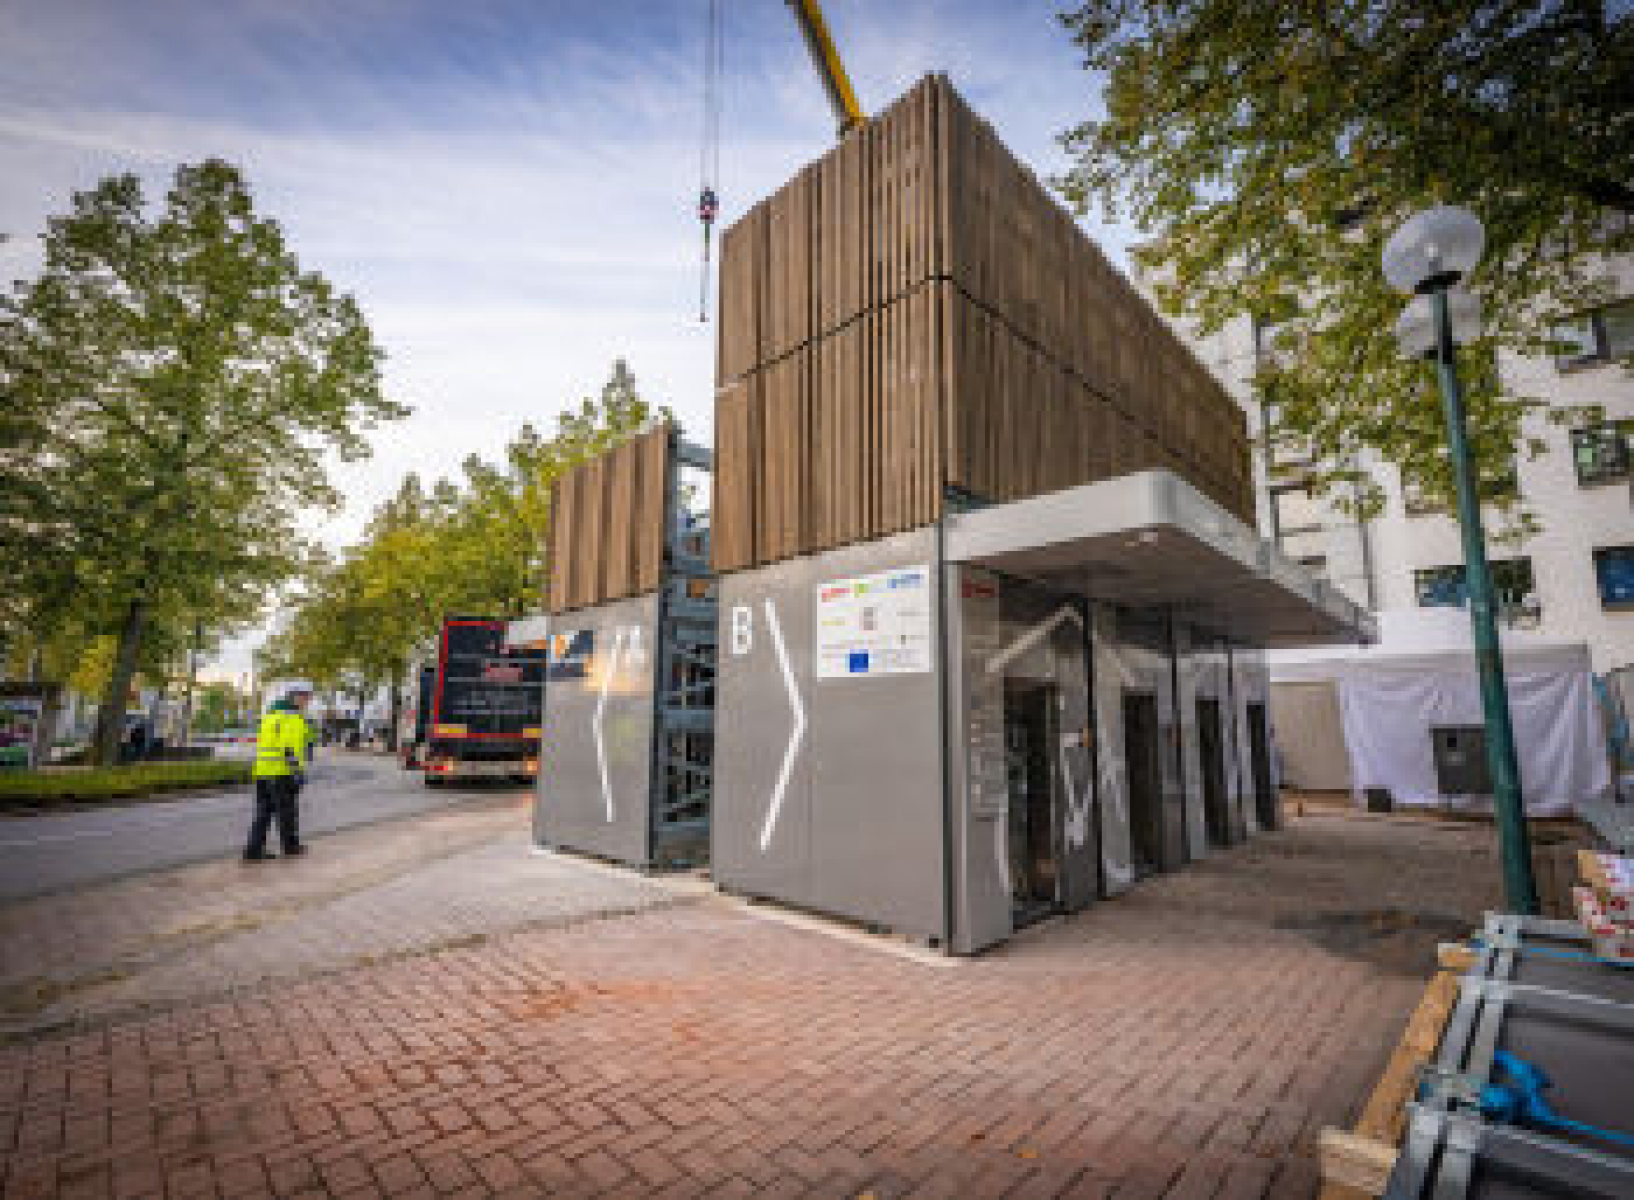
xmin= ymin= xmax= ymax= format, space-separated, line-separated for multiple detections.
xmin=2 ymin=0 xmax=1128 ymax=674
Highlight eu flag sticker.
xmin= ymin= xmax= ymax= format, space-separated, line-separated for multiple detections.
xmin=848 ymin=651 xmax=870 ymax=674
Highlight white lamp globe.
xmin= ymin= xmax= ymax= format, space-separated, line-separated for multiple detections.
xmin=1394 ymin=288 xmax=1483 ymax=358
xmin=1382 ymin=206 xmax=1485 ymax=294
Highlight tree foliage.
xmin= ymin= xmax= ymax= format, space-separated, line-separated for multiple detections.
xmin=259 ymin=361 xmax=664 ymax=734
xmin=1 ymin=160 xmax=405 ymax=761
xmin=1056 ymin=0 xmax=1634 ymax=519
xmin=192 ymin=681 xmax=249 ymax=735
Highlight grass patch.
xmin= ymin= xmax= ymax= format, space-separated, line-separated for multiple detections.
xmin=0 ymin=760 xmax=252 ymax=808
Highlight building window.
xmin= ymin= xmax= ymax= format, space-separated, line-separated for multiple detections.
xmin=1414 ymin=558 xmax=1539 ymax=626
xmin=1553 ymin=298 xmax=1634 ymax=371
xmin=1571 ymin=421 xmax=1634 ymax=486
xmin=1594 ymin=546 xmax=1634 ymax=609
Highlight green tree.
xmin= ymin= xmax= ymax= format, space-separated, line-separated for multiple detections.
xmin=192 ymin=681 xmax=245 ymax=735
xmin=1056 ymin=0 xmax=1634 ymax=519
xmin=260 ymin=360 xmax=664 ymax=744
xmin=1 ymin=160 xmax=407 ymax=764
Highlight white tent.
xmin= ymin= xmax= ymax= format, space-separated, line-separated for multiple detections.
xmin=1268 ymin=610 xmax=1611 ymax=817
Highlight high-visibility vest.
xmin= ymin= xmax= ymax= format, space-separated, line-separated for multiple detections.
xmin=253 ymin=711 xmax=310 ymax=779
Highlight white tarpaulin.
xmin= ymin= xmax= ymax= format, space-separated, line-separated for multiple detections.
xmin=1269 ymin=610 xmax=1611 ymax=816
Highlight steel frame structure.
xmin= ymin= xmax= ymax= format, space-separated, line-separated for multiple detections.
xmin=1386 ymin=912 xmax=1634 ymax=1198
xmin=648 ymin=437 xmax=717 ymax=865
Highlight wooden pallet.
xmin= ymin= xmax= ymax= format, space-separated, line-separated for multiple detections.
xmin=1316 ymin=944 xmax=1473 ymax=1197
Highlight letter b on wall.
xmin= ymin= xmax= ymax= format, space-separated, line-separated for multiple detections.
xmin=730 ymin=605 xmax=753 ymax=656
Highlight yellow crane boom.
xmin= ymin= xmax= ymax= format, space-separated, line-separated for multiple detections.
xmin=786 ymin=0 xmax=866 ymax=137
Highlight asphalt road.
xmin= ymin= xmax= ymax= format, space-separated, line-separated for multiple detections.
xmin=0 ymin=751 xmax=529 ymax=903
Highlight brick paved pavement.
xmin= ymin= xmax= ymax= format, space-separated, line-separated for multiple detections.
xmin=0 ymin=810 xmax=1505 ymax=1198
xmin=0 ymin=796 xmax=688 ymax=1040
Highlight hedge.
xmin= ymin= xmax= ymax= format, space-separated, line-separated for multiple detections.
xmin=0 ymin=760 xmax=252 ymax=806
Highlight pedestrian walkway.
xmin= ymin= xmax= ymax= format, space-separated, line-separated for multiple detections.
xmin=0 ymin=796 xmax=688 ymax=1040
xmin=0 ymin=809 xmax=1506 ymax=1197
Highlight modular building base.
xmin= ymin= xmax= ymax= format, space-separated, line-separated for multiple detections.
xmin=711 ymin=471 xmax=1370 ymax=953
xmin=536 ymin=438 xmax=715 ymax=869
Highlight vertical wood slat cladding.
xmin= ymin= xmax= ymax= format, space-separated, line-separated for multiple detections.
xmin=546 ymin=459 xmax=576 ymax=615
xmin=711 ymin=74 xmax=1258 ymax=575
xmin=602 ymin=438 xmax=637 ymax=604
xmin=634 ymin=429 xmax=669 ymax=595
xmin=717 ymin=206 xmax=767 ymax=386
xmin=545 ymin=424 xmax=674 ymax=615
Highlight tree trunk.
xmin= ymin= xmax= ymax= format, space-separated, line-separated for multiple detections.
xmin=92 ymin=595 xmax=149 ymax=767
xmin=179 ymin=622 xmax=201 ymax=746
xmin=37 ymin=687 xmax=63 ymax=767
xmin=386 ymin=668 xmax=403 ymax=753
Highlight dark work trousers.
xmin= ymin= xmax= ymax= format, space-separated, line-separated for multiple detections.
xmin=245 ymin=776 xmax=302 ymax=857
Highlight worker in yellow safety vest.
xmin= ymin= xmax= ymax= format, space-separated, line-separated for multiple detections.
xmin=244 ymin=685 xmax=314 ymax=861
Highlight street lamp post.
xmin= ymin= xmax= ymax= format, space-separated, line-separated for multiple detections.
xmin=1383 ymin=206 xmax=1539 ymax=915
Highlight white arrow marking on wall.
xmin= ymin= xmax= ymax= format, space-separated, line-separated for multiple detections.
xmin=993 ymin=809 xmax=1013 ymax=902
xmin=984 ymin=604 xmax=1085 ymax=676
xmin=758 ymin=599 xmax=806 ymax=852
xmin=594 ymin=627 xmax=626 ymax=823
xmin=1060 ymin=737 xmax=1091 ymax=850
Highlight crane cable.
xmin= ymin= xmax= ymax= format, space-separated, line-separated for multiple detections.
xmin=697 ymin=0 xmax=723 ymax=323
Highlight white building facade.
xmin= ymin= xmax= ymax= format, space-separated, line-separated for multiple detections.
xmin=1147 ymin=261 xmax=1634 ymax=672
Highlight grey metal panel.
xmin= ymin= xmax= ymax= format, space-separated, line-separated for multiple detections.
xmin=1218 ymin=644 xmax=1249 ymax=843
xmin=947 ymin=565 xmax=1013 ymax=953
xmin=713 ymin=529 xmax=946 ymax=942
xmin=1230 ymin=649 xmax=1272 ymax=834
xmin=1090 ymin=603 xmax=1135 ymax=896
xmin=536 ymin=592 xmax=659 ymax=865
xmin=1235 ymin=653 xmax=1274 ymax=830
xmin=712 ymin=557 xmax=817 ymax=907
xmin=1172 ymin=622 xmax=1209 ymax=860
xmin=1144 ymin=610 xmax=1189 ymax=871
xmin=1182 ymin=627 xmax=1245 ymax=849
xmin=1052 ymin=597 xmax=1098 ymax=914
xmin=1094 ymin=605 xmax=1188 ymax=882
xmin=806 ymin=529 xmax=946 ymax=942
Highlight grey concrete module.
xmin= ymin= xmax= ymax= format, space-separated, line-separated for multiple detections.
xmin=711 ymin=470 xmax=1373 ymax=954
xmin=714 ymin=528 xmax=947 ymax=943
xmin=536 ymin=592 xmax=660 ymax=865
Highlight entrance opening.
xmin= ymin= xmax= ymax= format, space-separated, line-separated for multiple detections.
xmin=1246 ymin=702 xmax=1276 ymax=830
xmin=1196 ymin=698 xmax=1230 ymax=848
xmin=1122 ymin=691 xmax=1164 ymax=877
xmin=1004 ymin=680 xmax=1058 ymax=923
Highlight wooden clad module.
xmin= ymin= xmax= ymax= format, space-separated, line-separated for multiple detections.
xmin=545 ymin=424 xmax=672 ymax=615
xmin=712 ymin=74 xmax=1258 ymax=574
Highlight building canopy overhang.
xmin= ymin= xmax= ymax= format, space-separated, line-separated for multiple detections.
xmin=944 ymin=471 xmax=1376 ymax=648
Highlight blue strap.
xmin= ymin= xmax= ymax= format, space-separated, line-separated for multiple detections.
xmin=1479 ymin=1050 xmax=1634 ymax=1149
xmin=1468 ymin=935 xmax=1629 ymax=970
